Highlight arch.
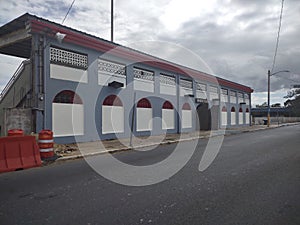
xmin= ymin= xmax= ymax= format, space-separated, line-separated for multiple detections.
xmin=53 ymin=90 xmax=83 ymax=104
xmin=137 ymin=98 xmax=152 ymax=108
xmin=103 ymin=95 xmax=123 ymax=106
xmin=182 ymin=103 xmax=191 ymax=110
xmin=52 ymin=90 xmax=84 ymax=136
xmin=246 ymin=108 xmax=249 ymax=113
xmin=222 ymin=106 xmax=227 ymax=112
xmin=162 ymin=101 xmax=174 ymax=109
xmin=239 ymin=107 xmax=243 ymax=113
xmin=231 ymin=107 xmax=236 ymax=112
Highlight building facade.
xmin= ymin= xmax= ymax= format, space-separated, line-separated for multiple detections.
xmin=0 ymin=14 xmax=253 ymax=144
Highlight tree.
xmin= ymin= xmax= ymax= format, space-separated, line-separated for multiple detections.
xmin=284 ymin=88 xmax=300 ymax=116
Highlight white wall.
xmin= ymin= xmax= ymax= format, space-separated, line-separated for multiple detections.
xmin=162 ymin=109 xmax=175 ymax=129
xmin=52 ymin=103 xmax=84 ymax=137
xmin=245 ymin=113 xmax=250 ymax=124
xmin=180 ymin=87 xmax=193 ymax=96
xmin=137 ymin=108 xmax=153 ymax=131
xmin=102 ymin=106 xmax=124 ymax=134
xmin=230 ymin=96 xmax=237 ymax=104
xmin=50 ymin=64 xmax=88 ymax=83
xmin=231 ymin=112 xmax=236 ymax=125
xmin=239 ymin=112 xmax=243 ymax=125
xmin=134 ymin=79 xmax=154 ymax=93
xmin=182 ymin=110 xmax=192 ymax=128
xmin=221 ymin=111 xmax=227 ymax=126
xmin=160 ymin=83 xmax=176 ymax=96
xmin=196 ymin=90 xmax=207 ymax=99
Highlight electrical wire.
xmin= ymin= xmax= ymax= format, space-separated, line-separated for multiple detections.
xmin=271 ymin=0 xmax=285 ymax=73
xmin=62 ymin=0 xmax=76 ymax=25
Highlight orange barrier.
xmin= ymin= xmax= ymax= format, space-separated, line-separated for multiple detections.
xmin=38 ymin=130 xmax=54 ymax=158
xmin=0 ymin=136 xmax=41 ymax=173
xmin=7 ymin=129 xmax=24 ymax=136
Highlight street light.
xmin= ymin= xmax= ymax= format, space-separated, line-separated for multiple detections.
xmin=267 ymin=69 xmax=290 ymax=127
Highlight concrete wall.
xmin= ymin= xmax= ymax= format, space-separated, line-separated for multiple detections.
xmin=0 ymin=61 xmax=32 ymax=136
xmin=3 ymin=108 xmax=32 ymax=135
xmin=253 ymin=117 xmax=300 ymax=125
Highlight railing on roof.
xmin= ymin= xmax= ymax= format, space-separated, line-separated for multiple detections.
xmin=0 ymin=59 xmax=30 ymax=103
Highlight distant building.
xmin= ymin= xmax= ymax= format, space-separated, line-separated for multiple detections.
xmin=0 ymin=13 xmax=253 ymax=144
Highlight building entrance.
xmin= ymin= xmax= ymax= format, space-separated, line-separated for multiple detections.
xmin=197 ymin=103 xmax=211 ymax=131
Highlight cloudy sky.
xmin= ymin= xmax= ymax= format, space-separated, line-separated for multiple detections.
xmin=0 ymin=0 xmax=299 ymax=106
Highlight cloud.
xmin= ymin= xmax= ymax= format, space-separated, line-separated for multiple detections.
xmin=0 ymin=0 xmax=299 ymax=105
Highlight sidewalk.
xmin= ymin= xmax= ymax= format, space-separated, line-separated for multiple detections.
xmin=52 ymin=123 xmax=300 ymax=162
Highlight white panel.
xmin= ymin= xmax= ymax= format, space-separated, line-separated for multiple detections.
xmin=210 ymin=92 xmax=219 ymax=100
xmin=98 ymin=73 xmax=126 ymax=88
xmin=180 ymin=87 xmax=193 ymax=96
xmin=50 ymin=64 xmax=88 ymax=83
xmin=162 ymin=109 xmax=175 ymax=129
xmin=246 ymin=113 xmax=250 ymax=124
xmin=245 ymin=99 xmax=250 ymax=105
xmin=134 ymin=79 xmax=154 ymax=93
xmin=239 ymin=113 xmax=244 ymax=125
xmin=182 ymin=110 xmax=192 ymax=128
xmin=102 ymin=106 xmax=124 ymax=134
xmin=137 ymin=108 xmax=153 ymax=131
xmin=221 ymin=112 xmax=227 ymax=126
xmin=230 ymin=96 xmax=237 ymax=104
xmin=52 ymin=103 xmax=84 ymax=137
xmin=221 ymin=94 xmax=228 ymax=102
xmin=196 ymin=90 xmax=207 ymax=99
xmin=160 ymin=83 xmax=176 ymax=96
xmin=238 ymin=98 xmax=244 ymax=104
xmin=231 ymin=112 xmax=236 ymax=125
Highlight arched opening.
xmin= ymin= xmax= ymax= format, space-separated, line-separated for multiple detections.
xmin=197 ymin=103 xmax=211 ymax=131
xmin=221 ymin=106 xmax=227 ymax=126
xmin=182 ymin=103 xmax=192 ymax=129
xmin=102 ymin=95 xmax=124 ymax=134
xmin=239 ymin=107 xmax=243 ymax=125
xmin=136 ymin=98 xmax=152 ymax=131
xmin=52 ymin=90 xmax=84 ymax=137
xmin=231 ymin=106 xmax=236 ymax=125
xmin=162 ymin=101 xmax=174 ymax=130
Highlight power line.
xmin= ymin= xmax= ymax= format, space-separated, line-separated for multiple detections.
xmin=271 ymin=0 xmax=285 ymax=73
xmin=62 ymin=0 xmax=76 ymax=25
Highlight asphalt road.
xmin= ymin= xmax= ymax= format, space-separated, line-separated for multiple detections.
xmin=0 ymin=125 xmax=299 ymax=225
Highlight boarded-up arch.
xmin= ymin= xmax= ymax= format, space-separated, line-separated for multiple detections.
xmin=162 ymin=101 xmax=174 ymax=129
xmin=221 ymin=106 xmax=227 ymax=126
xmin=231 ymin=106 xmax=236 ymax=125
xmin=137 ymin=98 xmax=152 ymax=131
xmin=102 ymin=95 xmax=124 ymax=134
xmin=52 ymin=90 xmax=84 ymax=137
xmin=182 ymin=103 xmax=192 ymax=129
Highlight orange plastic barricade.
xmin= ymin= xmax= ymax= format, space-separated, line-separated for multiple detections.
xmin=7 ymin=129 xmax=24 ymax=136
xmin=0 ymin=136 xmax=41 ymax=173
xmin=38 ymin=130 xmax=54 ymax=158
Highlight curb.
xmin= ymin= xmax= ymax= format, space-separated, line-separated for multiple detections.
xmin=52 ymin=123 xmax=300 ymax=163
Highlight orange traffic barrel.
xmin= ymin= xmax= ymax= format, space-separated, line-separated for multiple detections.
xmin=38 ymin=130 xmax=54 ymax=158
xmin=7 ymin=129 xmax=24 ymax=137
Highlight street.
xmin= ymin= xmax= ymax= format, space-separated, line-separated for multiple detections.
xmin=0 ymin=125 xmax=300 ymax=225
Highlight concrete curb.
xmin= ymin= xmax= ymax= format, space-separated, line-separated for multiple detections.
xmin=53 ymin=122 xmax=300 ymax=163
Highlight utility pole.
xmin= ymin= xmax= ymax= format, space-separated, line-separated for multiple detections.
xmin=111 ymin=0 xmax=114 ymax=42
xmin=267 ymin=70 xmax=271 ymax=127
